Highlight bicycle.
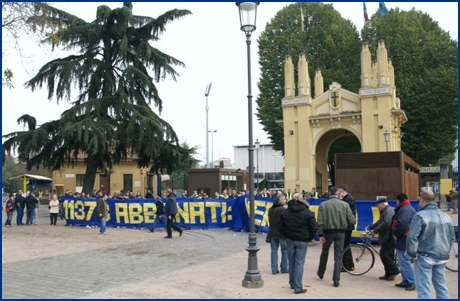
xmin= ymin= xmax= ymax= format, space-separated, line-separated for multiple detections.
xmin=342 ymin=229 xmax=397 ymax=276
xmin=445 ymin=225 xmax=458 ymax=272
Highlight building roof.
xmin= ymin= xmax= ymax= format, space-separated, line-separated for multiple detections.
xmin=9 ymin=174 xmax=53 ymax=181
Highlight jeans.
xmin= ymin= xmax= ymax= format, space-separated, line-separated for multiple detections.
xmin=5 ymin=212 xmax=13 ymax=226
xmin=100 ymin=215 xmax=107 ymax=233
xmin=26 ymin=209 xmax=34 ymax=224
xmin=414 ymin=257 xmax=449 ymax=299
xmin=396 ymin=249 xmax=415 ymax=285
xmin=16 ymin=207 xmax=24 ymax=225
xmin=151 ymin=214 xmax=167 ymax=231
xmin=33 ymin=208 xmax=38 ymax=224
xmin=286 ymin=239 xmax=309 ymax=292
xmin=318 ymin=232 xmax=345 ymax=282
xmin=380 ymin=241 xmax=399 ymax=276
xmin=447 ymin=201 xmax=452 ymax=211
xmin=270 ymin=238 xmax=288 ymax=273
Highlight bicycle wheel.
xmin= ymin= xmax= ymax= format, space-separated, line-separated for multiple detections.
xmin=445 ymin=242 xmax=458 ymax=272
xmin=342 ymin=244 xmax=375 ymax=275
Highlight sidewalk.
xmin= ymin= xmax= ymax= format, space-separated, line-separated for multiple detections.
xmin=2 ymin=208 xmax=458 ymax=299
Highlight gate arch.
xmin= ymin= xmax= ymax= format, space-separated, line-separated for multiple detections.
xmin=281 ymin=42 xmax=407 ymax=194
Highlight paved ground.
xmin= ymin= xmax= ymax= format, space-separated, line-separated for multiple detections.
xmin=1 ymin=207 xmax=458 ymax=299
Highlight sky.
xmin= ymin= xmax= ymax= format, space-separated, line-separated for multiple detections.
xmin=2 ymin=2 xmax=458 ymax=166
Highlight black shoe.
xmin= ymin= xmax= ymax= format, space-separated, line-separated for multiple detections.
xmin=281 ymin=270 xmax=289 ymax=274
xmin=333 ymin=281 xmax=340 ymax=287
xmin=164 ymin=236 xmax=172 ymax=239
xmin=179 ymin=231 xmax=183 ymax=237
xmin=149 ymin=229 xmax=154 ymax=233
xmin=395 ymin=283 xmax=408 ymax=288
xmin=294 ymin=289 xmax=307 ymax=294
xmin=272 ymin=271 xmax=279 ymax=275
xmin=317 ymin=271 xmax=323 ymax=280
xmin=341 ymin=267 xmax=347 ymax=273
xmin=405 ymin=285 xmax=416 ymax=291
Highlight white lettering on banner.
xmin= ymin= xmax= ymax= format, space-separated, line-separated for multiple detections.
xmin=64 ymin=174 xmax=75 ymax=178
xmin=359 ymin=87 xmax=391 ymax=96
xmin=282 ymin=97 xmax=308 ymax=106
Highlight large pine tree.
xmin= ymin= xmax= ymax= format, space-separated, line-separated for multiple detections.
xmin=2 ymin=2 xmax=192 ymax=193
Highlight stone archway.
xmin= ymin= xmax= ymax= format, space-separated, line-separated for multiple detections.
xmin=280 ymin=41 xmax=407 ymax=193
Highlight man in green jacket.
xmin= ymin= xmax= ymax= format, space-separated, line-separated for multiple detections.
xmin=316 ymin=186 xmax=355 ymax=288
xmin=97 ymin=195 xmax=109 ymax=235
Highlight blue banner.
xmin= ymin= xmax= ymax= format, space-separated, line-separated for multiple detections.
xmin=61 ymin=196 xmax=420 ymax=242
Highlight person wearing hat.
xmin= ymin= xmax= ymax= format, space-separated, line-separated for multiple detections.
xmin=391 ymin=193 xmax=416 ymax=291
xmin=367 ymin=197 xmax=399 ymax=281
xmin=268 ymin=193 xmax=288 ymax=275
xmin=449 ymin=188 xmax=457 ymax=214
xmin=278 ymin=192 xmax=317 ymax=294
xmin=406 ymin=190 xmax=455 ymax=299
xmin=316 ymin=186 xmax=355 ymax=288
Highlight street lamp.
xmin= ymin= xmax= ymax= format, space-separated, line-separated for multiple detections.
xmin=383 ymin=129 xmax=390 ymax=152
xmin=205 ymin=82 xmax=212 ymax=168
xmin=208 ymin=130 xmax=217 ymax=168
xmin=236 ymin=2 xmax=263 ymax=288
xmin=255 ymin=139 xmax=260 ymax=190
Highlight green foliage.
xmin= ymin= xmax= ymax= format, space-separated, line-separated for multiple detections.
xmin=2 ymin=154 xmax=52 ymax=192
xmin=257 ymin=2 xmax=362 ymax=154
xmin=163 ymin=142 xmax=200 ymax=190
xmin=362 ymin=8 xmax=458 ymax=165
xmin=2 ymin=3 xmax=192 ymax=193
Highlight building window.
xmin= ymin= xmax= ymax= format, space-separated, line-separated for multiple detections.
xmin=123 ymin=174 xmax=133 ymax=192
xmin=76 ymin=174 xmax=85 ymax=187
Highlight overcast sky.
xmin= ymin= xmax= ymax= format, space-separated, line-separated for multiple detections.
xmin=2 ymin=2 xmax=458 ymax=166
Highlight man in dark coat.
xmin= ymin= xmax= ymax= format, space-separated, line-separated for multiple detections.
xmin=149 ymin=196 xmax=167 ymax=232
xmin=278 ymin=193 xmax=317 ymax=294
xmin=391 ymin=193 xmax=416 ymax=291
xmin=164 ymin=189 xmax=183 ymax=238
xmin=268 ymin=194 xmax=288 ymax=274
xmin=14 ymin=190 xmax=26 ymax=225
xmin=338 ymin=184 xmax=356 ymax=272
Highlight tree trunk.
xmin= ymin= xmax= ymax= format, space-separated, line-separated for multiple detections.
xmin=82 ymin=155 xmax=100 ymax=194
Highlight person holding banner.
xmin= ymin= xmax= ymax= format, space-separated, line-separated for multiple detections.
xmin=164 ymin=189 xmax=183 ymax=238
xmin=97 ymin=195 xmax=109 ymax=235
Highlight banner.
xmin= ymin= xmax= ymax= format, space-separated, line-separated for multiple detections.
xmin=61 ymin=196 xmax=420 ymax=242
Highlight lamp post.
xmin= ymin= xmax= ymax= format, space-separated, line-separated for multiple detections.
xmin=255 ymin=139 xmax=260 ymax=190
xmin=208 ymin=130 xmax=217 ymax=168
xmin=236 ymin=2 xmax=263 ymax=288
xmin=272 ymin=152 xmax=277 ymax=189
xmin=383 ymin=129 xmax=390 ymax=152
xmin=205 ymin=83 xmax=212 ymax=168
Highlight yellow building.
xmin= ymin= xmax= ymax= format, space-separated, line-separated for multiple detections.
xmin=52 ymin=154 xmax=157 ymax=196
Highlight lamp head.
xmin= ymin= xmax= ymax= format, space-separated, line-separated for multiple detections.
xmin=236 ymin=2 xmax=259 ymax=36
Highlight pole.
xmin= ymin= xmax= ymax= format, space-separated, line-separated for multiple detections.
xmin=206 ymin=94 xmax=209 ymax=168
xmin=242 ymin=32 xmax=263 ymax=288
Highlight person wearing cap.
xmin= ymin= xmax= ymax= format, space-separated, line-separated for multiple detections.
xmin=449 ymin=188 xmax=457 ymax=214
xmin=367 ymin=197 xmax=399 ymax=281
xmin=278 ymin=192 xmax=317 ymax=294
xmin=406 ymin=190 xmax=455 ymax=299
xmin=164 ymin=189 xmax=183 ymax=238
xmin=316 ymin=186 xmax=355 ymax=288
xmin=268 ymin=193 xmax=288 ymax=275
xmin=391 ymin=193 xmax=416 ymax=291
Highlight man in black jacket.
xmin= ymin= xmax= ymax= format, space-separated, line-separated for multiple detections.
xmin=278 ymin=193 xmax=317 ymax=294
xmin=14 ymin=190 xmax=26 ymax=226
xmin=25 ymin=191 xmax=38 ymax=225
xmin=338 ymin=184 xmax=356 ymax=272
xmin=268 ymin=194 xmax=288 ymax=274
xmin=150 ymin=197 xmax=167 ymax=232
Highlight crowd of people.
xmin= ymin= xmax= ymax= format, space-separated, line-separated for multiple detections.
xmin=268 ymin=186 xmax=456 ymax=298
xmin=3 ymin=185 xmax=457 ymax=298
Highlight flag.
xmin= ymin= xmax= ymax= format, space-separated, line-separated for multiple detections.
xmin=300 ymin=6 xmax=305 ymax=32
xmin=363 ymin=2 xmax=370 ymax=24
xmin=379 ymin=2 xmax=388 ymax=17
